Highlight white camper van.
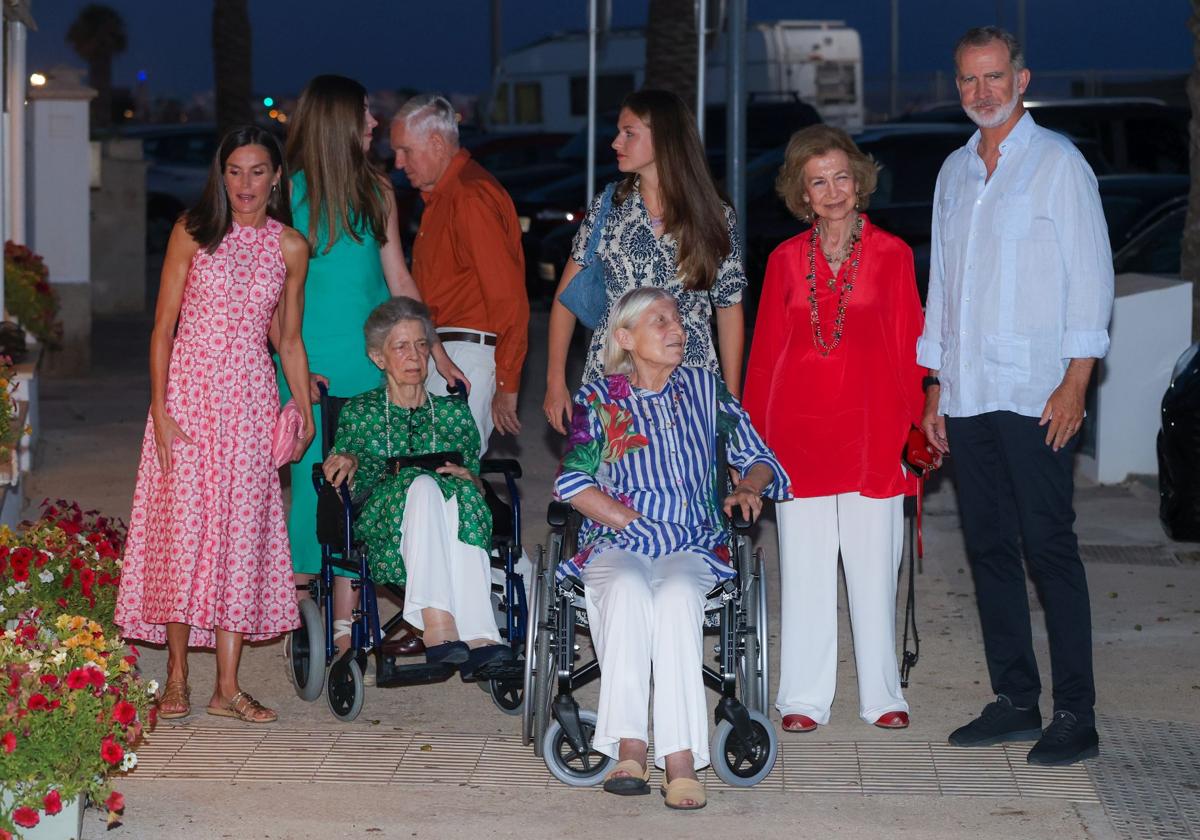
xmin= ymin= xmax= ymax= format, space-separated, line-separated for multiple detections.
xmin=485 ymin=20 xmax=863 ymax=134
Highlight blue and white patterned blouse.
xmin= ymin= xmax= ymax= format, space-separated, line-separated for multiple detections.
xmin=570 ymin=180 xmax=748 ymax=384
xmin=554 ymin=366 xmax=791 ymax=581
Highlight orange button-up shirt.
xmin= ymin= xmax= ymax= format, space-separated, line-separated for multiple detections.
xmin=412 ymin=149 xmax=529 ymax=393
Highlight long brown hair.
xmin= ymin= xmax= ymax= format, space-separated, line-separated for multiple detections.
xmin=185 ymin=125 xmax=292 ymax=254
xmin=615 ymin=89 xmax=730 ymax=291
xmin=285 ymin=74 xmax=387 ymax=255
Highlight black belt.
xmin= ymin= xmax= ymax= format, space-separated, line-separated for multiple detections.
xmin=438 ymin=331 xmax=497 ymax=346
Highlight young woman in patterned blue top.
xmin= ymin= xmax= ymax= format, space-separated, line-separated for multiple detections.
xmin=553 ymin=287 xmax=789 ymax=810
xmin=544 ymin=89 xmax=750 ymax=435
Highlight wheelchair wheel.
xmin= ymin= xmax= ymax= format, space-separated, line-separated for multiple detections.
xmin=710 ymin=709 xmax=778 ymax=787
xmin=542 ymin=709 xmax=613 ymax=787
xmin=738 ymin=547 xmax=769 ymax=715
xmin=288 ymin=597 xmax=326 ymax=702
xmin=326 ymin=653 xmax=365 ymax=722
xmin=488 ymin=679 xmax=523 ymax=715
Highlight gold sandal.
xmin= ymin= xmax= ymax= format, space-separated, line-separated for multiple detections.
xmin=206 ymin=690 xmax=277 ymax=724
xmin=157 ymin=680 xmax=191 ymax=720
xmin=660 ymin=776 xmax=707 ymax=811
xmin=603 ymin=759 xmax=651 ymax=795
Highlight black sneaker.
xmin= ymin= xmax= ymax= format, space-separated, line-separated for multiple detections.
xmin=948 ymin=695 xmax=1043 ymax=747
xmin=1026 ymin=711 xmax=1099 ymax=766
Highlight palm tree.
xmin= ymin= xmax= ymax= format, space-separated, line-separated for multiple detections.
xmin=212 ymin=0 xmax=253 ymax=134
xmin=1185 ymin=3 xmax=1200 ymax=338
xmin=65 ymin=4 xmax=127 ymax=129
xmin=644 ymin=0 xmax=697 ymax=108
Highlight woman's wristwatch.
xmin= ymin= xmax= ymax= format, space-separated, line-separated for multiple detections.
xmin=922 ymin=375 xmax=941 ymax=392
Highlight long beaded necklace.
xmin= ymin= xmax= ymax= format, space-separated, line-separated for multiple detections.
xmin=383 ymin=385 xmax=437 ymax=458
xmin=807 ymin=214 xmax=864 ymax=357
xmin=631 ymin=373 xmax=683 ymax=430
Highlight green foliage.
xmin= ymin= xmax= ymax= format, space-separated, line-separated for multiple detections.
xmin=2 ymin=243 xmax=61 ymax=350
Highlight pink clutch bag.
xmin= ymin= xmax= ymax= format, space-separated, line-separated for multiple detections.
xmin=272 ymin=399 xmax=303 ymax=467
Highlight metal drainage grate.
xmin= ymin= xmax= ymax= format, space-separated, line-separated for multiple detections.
xmin=1079 ymin=544 xmax=1179 ymax=567
xmin=130 ymin=724 xmax=1097 ymax=801
xmin=1090 ymin=714 xmax=1200 ymax=840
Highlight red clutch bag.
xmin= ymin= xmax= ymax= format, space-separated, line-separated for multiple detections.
xmin=903 ymin=426 xmax=943 ymax=476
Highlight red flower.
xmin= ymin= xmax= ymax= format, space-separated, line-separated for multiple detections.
xmin=65 ymin=668 xmax=90 ymax=689
xmin=39 ymin=673 xmax=59 ymax=687
xmin=1 ymin=730 xmax=15 ymax=753
xmin=43 ymin=789 xmax=62 ymax=816
xmin=69 ymin=556 xmax=84 ymax=570
xmin=0 ymin=545 xmax=8 ymax=558
xmin=11 ymin=546 xmax=32 ymax=565
xmin=33 ymin=551 xmax=47 ymax=568
xmin=10 ymin=564 xmax=28 ymax=582
xmin=88 ymin=667 xmax=106 ymax=689
xmin=60 ymin=520 xmax=82 ymax=535
xmin=112 ymin=700 xmax=137 ymax=726
xmin=55 ymin=597 xmax=68 ymax=608
xmin=100 ymin=735 xmax=124 ymax=765
xmin=27 ymin=693 xmax=49 ymax=711
xmin=12 ymin=807 xmax=39 ymax=828
xmin=105 ymin=791 xmax=125 ymax=813
xmin=61 ymin=572 xmax=73 ymax=589
xmin=1 ymin=827 xmax=13 ymax=840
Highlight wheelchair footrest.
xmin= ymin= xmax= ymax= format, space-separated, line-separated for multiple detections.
xmin=465 ymin=660 xmax=524 ymax=684
xmin=376 ymin=658 xmax=455 ymax=687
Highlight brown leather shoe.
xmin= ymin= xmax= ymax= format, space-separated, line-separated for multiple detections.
xmin=382 ymin=631 xmax=425 ymax=657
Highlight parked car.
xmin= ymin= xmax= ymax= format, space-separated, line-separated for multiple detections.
xmin=1113 ymin=196 xmax=1185 ymax=275
xmin=117 ymin=124 xmax=220 ymax=254
xmin=899 ymin=98 xmax=1187 ymax=174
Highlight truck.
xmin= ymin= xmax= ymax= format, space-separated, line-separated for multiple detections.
xmin=485 ymin=19 xmax=863 ymax=135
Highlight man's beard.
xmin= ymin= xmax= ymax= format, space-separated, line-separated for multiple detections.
xmin=964 ymin=86 xmax=1021 ymax=129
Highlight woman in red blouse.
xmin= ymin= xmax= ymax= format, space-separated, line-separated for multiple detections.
xmin=743 ymin=125 xmax=925 ymax=733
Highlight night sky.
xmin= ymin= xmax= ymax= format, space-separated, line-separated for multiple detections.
xmin=24 ymin=0 xmax=1194 ymax=102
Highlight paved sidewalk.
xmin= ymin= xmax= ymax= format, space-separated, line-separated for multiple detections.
xmin=23 ymin=313 xmax=1200 ymax=839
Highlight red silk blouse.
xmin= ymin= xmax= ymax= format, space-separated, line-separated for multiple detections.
xmin=743 ymin=216 xmax=926 ymax=499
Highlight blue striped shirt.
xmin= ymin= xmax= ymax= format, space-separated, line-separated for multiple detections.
xmin=554 ymin=366 xmax=790 ymax=580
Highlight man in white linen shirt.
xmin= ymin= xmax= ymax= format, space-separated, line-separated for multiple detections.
xmin=917 ymin=26 xmax=1113 ymax=767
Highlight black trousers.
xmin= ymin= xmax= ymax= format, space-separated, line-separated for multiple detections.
xmin=946 ymin=411 xmax=1095 ymax=725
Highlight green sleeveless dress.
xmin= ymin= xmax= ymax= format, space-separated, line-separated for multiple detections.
xmin=278 ymin=171 xmax=389 ymax=575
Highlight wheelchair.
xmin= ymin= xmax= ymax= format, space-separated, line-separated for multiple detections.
xmin=522 ymin=474 xmax=777 ymax=787
xmin=286 ymin=383 xmax=528 ymax=722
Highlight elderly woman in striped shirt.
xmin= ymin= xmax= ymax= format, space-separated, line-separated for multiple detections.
xmin=554 ymin=287 xmax=789 ymax=810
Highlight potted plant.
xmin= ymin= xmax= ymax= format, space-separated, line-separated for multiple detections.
xmin=0 ymin=614 xmax=155 ymax=839
xmin=2 ymin=243 xmax=62 ymax=351
xmin=0 ymin=356 xmax=18 ymax=480
xmin=0 ymin=502 xmax=125 ymax=636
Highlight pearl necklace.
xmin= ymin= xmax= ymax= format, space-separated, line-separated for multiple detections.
xmin=382 ymin=386 xmax=437 ymax=459
xmin=807 ymin=214 xmax=864 ymax=357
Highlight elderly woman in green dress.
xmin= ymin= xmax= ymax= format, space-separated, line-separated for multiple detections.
xmin=321 ymin=297 xmax=511 ymax=675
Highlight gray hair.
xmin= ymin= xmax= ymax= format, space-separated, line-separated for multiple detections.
xmin=954 ymin=26 xmax=1026 ymax=75
xmin=363 ymin=296 xmax=437 ymax=355
xmin=602 ymin=287 xmax=680 ymax=376
xmin=393 ymin=94 xmax=460 ymax=146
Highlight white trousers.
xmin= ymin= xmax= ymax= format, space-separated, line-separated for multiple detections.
xmin=426 ymin=329 xmax=497 ymax=456
xmin=399 ymin=475 xmax=500 ymax=643
xmin=582 ymin=549 xmax=717 ymax=770
xmin=775 ymin=492 xmax=907 ymax=724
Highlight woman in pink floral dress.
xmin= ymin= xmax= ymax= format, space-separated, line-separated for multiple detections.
xmin=116 ymin=126 xmax=313 ymax=724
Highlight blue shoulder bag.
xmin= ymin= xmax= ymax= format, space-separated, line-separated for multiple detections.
xmin=557 ymin=183 xmax=616 ymax=330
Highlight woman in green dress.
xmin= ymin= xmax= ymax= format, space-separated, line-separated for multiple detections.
xmin=322 ymin=298 xmax=513 ymax=676
xmin=281 ymin=75 xmax=463 ymax=653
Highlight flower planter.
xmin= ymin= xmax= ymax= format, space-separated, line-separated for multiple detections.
xmin=0 ymin=788 xmax=85 ymax=840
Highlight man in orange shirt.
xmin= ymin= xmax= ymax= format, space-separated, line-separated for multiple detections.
xmin=391 ymin=94 xmax=529 ymax=452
